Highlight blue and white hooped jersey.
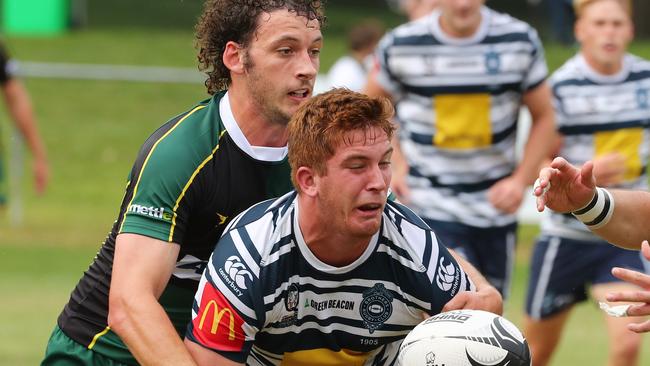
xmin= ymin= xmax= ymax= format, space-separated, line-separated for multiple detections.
xmin=375 ymin=6 xmax=548 ymax=228
xmin=185 ymin=191 xmax=474 ymax=365
xmin=542 ymin=53 xmax=650 ymax=240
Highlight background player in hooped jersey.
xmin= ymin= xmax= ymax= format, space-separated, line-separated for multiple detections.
xmin=185 ymin=89 xmax=501 ymax=366
xmin=364 ymin=0 xmax=556 ymax=298
xmin=42 ymin=1 xmax=324 ymax=365
xmin=524 ymin=1 xmax=649 ymax=365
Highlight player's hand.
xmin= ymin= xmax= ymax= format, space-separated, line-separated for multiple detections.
xmin=487 ymin=176 xmax=525 ymax=214
xmin=534 ymin=157 xmax=596 ymax=213
xmin=390 ymin=160 xmax=411 ymax=204
xmin=33 ymin=155 xmax=50 ymax=195
xmin=442 ymin=286 xmax=503 ymax=315
xmin=606 ymin=240 xmax=650 ymax=333
xmin=592 ymin=153 xmax=625 ymax=187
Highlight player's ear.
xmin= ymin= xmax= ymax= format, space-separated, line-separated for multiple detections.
xmin=223 ymin=41 xmax=245 ymax=75
xmin=295 ymin=166 xmax=318 ymax=197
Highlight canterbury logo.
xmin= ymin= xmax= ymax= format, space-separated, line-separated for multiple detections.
xmin=224 ymin=256 xmax=253 ymax=290
xmin=435 ymin=257 xmax=456 ymax=292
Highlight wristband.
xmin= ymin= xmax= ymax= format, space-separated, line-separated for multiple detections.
xmin=571 ymin=187 xmax=615 ymax=229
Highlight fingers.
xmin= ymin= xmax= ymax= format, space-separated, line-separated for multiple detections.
xmin=579 ymin=160 xmax=596 ymax=188
xmin=641 ymin=240 xmax=650 ymax=261
xmin=626 ymin=303 xmax=650 ymax=317
xmin=610 ymin=267 xmax=650 ymax=290
xmin=627 ymin=318 xmax=650 ymax=333
xmin=442 ymin=292 xmax=469 ymax=312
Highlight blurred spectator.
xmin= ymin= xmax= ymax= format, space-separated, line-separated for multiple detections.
xmin=0 ymin=41 xmax=49 ymax=208
xmin=548 ymin=0 xmax=576 ymax=45
xmin=529 ymin=0 xmax=575 ymax=45
xmin=327 ymin=20 xmax=384 ymax=92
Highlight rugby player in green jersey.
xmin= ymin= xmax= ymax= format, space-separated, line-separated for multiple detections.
xmin=42 ymin=1 xmax=324 ymax=365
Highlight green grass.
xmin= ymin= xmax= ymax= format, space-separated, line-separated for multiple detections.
xmin=1 ymin=4 xmax=650 ymax=364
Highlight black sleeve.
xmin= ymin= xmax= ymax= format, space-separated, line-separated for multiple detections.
xmin=0 ymin=44 xmax=15 ymax=84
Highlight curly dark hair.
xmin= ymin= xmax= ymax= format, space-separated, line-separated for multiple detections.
xmin=195 ymin=0 xmax=326 ymax=95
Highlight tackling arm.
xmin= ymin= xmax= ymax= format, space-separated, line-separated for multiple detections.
xmin=108 ymin=233 xmax=197 ymax=365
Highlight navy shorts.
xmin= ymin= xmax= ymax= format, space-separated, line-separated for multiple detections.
xmin=525 ymin=235 xmax=648 ymax=319
xmin=423 ymin=219 xmax=517 ymax=299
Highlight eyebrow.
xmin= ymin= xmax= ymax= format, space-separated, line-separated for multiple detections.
xmin=270 ymin=34 xmax=322 ymax=46
xmin=342 ymin=147 xmax=394 ymax=163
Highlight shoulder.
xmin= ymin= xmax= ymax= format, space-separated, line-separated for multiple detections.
xmin=381 ymin=16 xmax=435 ymax=48
xmin=135 ymin=94 xmax=224 ymax=180
xmin=627 ymin=54 xmax=650 ymax=75
xmin=486 ymin=8 xmax=541 ymax=44
xmin=225 ymin=191 xmax=296 ymax=234
xmin=550 ymin=55 xmax=583 ymax=87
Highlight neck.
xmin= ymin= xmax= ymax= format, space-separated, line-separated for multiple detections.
xmin=439 ymin=12 xmax=482 ymax=39
xmin=297 ymin=197 xmax=373 ymax=267
xmin=582 ymin=52 xmax=624 ymax=76
xmin=227 ymin=86 xmax=288 ymax=147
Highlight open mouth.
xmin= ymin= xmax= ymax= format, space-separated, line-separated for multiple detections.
xmin=289 ymin=89 xmax=310 ymax=98
xmin=358 ymin=203 xmax=382 ymax=212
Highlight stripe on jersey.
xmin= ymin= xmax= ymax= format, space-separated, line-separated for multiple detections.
xmin=543 ymin=53 xmax=650 ymax=239
xmin=169 ymin=129 xmax=226 ymax=241
xmin=375 ymin=7 xmax=546 ymax=227
xmin=119 ymin=105 xmax=206 ymax=234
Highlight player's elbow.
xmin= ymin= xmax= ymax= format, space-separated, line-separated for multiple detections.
xmin=107 ymin=291 xmax=129 ymax=333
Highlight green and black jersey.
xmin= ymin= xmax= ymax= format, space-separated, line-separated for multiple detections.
xmin=56 ymin=91 xmax=292 ymax=364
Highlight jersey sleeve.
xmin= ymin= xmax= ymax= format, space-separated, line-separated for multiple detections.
xmin=426 ymin=231 xmax=476 ymax=314
xmin=522 ymin=26 xmax=548 ymax=92
xmin=185 ymin=220 xmax=264 ymax=363
xmin=118 ymin=105 xmax=212 ymax=243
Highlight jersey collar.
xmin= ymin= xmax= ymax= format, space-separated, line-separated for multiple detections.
xmin=219 ymin=92 xmax=288 ymax=162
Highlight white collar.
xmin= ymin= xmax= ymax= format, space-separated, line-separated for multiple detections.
xmin=430 ymin=6 xmax=490 ymax=46
xmin=219 ymin=92 xmax=288 ymax=162
xmin=292 ymin=199 xmax=379 ymax=274
xmin=576 ymin=53 xmax=630 ymax=84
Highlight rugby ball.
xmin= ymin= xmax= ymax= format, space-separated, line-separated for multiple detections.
xmin=398 ymin=310 xmax=531 ymax=366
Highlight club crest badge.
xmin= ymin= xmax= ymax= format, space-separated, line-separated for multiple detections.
xmin=360 ymin=283 xmax=393 ymax=334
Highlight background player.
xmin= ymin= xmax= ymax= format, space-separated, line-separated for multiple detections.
xmin=42 ymin=1 xmax=324 ymax=365
xmin=185 ymin=88 xmax=498 ymax=365
xmin=365 ymin=0 xmax=556 ymax=298
xmin=524 ymin=1 xmax=647 ymax=364
xmin=0 ymin=41 xmax=48 ymax=207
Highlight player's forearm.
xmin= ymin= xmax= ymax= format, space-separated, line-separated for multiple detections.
xmin=109 ymin=295 xmax=197 ymax=366
xmin=3 ymin=80 xmax=47 ymax=160
xmin=591 ymin=189 xmax=650 ymax=250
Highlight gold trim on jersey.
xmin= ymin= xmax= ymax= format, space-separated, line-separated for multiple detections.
xmin=87 ymin=326 xmax=110 ymax=349
xmin=169 ymin=129 xmax=227 ymax=241
xmin=118 ymin=105 xmax=206 ymax=235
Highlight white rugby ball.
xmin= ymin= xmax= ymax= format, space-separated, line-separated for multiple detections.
xmin=398 ymin=310 xmax=531 ymax=366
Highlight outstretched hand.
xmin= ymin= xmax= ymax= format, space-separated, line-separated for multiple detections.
xmin=606 ymin=240 xmax=650 ymax=333
xmin=534 ymin=157 xmax=597 ymax=213
xmin=442 ymin=286 xmax=503 ymax=316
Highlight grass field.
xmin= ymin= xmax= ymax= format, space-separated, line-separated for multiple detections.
xmin=1 ymin=2 xmax=650 ymax=365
